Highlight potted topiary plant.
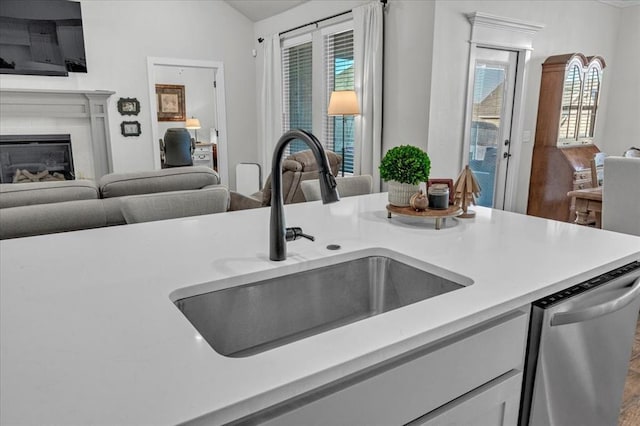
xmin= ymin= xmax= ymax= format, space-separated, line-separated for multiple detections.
xmin=379 ymin=145 xmax=431 ymax=206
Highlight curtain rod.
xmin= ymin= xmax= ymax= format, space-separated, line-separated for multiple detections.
xmin=258 ymin=0 xmax=387 ymax=43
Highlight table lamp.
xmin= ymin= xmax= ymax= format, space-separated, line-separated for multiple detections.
xmin=185 ymin=117 xmax=201 ymax=143
xmin=328 ymin=90 xmax=359 ymax=176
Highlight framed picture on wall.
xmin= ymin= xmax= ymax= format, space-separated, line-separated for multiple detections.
xmin=155 ymin=84 xmax=186 ymax=122
xmin=117 ymin=97 xmax=140 ymax=115
xmin=121 ymin=121 xmax=141 ymax=137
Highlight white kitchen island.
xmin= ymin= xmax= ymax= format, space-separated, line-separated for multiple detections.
xmin=1 ymin=193 xmax=639 ymax=425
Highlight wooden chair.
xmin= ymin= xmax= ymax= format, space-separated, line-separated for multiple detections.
xmin=590 ymin=152 xmax=606 ymax=187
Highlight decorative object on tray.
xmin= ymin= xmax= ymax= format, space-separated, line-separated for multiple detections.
xmin=428 ymin=184 xmax=450 ymax=210
xmin=453 ymin=165 xmax=481 ymax=218
xmin=121 ymin=121 xmax=141 ymax=137
xmin=386 ymin=204 xmax=463 ymax=230
xmin=427 ymin=178 xmax=455 ymax=204
xmin=409 ymin=190 xmax=428 ymax=211
xmin=117 ymin=97 xmax=140 ymax=116
xmin=155 ymin=84 xmax=186 ymax=122
xmin=379 ymin=145 xmax=431 ymax=207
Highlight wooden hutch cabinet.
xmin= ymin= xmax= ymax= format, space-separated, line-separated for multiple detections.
xmin=527 ymin=53 xmax=605 ymax=222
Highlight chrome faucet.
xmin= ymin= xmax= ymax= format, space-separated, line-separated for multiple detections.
xmin=270 ymin=129 xmax=340 ymax=261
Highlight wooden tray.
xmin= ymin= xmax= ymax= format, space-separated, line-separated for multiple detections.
xmin=386 ymin=204 xmax=463 ymax=230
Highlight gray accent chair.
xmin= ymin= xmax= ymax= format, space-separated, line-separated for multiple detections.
xmin=602 ymin=157 xmax=640 ymax=236
xmin=121 ymin=187 xmax=229 ymax=224
xmin=301 ymin=175 xmax=373 ymax=202
xmin=229 ymin=150 xmax=341 ymax=210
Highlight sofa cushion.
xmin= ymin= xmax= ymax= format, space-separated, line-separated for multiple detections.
xmin=99 ymin=166 xmax=219 ymax=198
xmin=101 ymin=197 xmax=126 ymax=226
xmin=120 ymin=187 xmax=229 ymax=224
xmin=0 ymin=199 xmax=107 ymax=240
xmin=0 ymin=180 xmax=99 ymax=209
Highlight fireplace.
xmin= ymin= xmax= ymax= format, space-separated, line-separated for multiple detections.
xmin=0 ymin=89 xmax=115 ymax=180
xmin=0 ymin=134 xmax=75 ymax=183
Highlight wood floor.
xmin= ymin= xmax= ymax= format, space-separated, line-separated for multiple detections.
xmin=619 ymin=317 xmax=640 ymax=425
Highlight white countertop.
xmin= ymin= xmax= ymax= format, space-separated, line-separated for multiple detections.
xmin=2 ymin=193 xmax=639 ymax=425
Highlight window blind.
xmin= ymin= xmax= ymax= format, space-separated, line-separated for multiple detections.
xmin=323 ymin=29 xmax=355 ymax=174
xmin=281 ymin=40 xmax=312 ymax=154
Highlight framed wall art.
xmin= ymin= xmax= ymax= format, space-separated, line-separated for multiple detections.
xmin=121 ymin=121 xmax=141 ymax=137
xmin=155 ymin=84 xmax=186 ymax=122
xmin=117 ymin=97 xmax=140 ymax=116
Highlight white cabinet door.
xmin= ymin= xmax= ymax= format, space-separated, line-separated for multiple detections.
xmin=255 ymin=310 xmax=528 ymax=426
xmin=409 ymin=371 xmax=523 ymax=426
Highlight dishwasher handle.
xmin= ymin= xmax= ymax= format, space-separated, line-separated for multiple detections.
xmin=550 ymin=277 xmax=640 ymax=327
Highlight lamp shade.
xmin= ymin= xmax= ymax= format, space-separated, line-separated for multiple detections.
xmin=185 ymin=118 xmax=201 ymax=129
xmin=328 ymin=90 xmax=359 ymax=116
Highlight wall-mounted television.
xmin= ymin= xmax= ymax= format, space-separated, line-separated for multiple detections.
xmin=0 ymin=0 xmax=87 ymax=77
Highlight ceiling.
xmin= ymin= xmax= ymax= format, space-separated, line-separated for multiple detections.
xmin=223 ymin=0 xmax=639 ymax=22
xmin=224 ymin=0 xmax=308 ymax=22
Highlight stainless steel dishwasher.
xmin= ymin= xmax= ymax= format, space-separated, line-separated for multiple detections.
xmin=519 ymin=260 xmax=640 ymax=426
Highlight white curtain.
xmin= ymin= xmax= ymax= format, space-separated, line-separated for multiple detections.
xmin=353 ymin=2 xmax=383 ymax=192
xmin=260 ymin=34 xmax=282 ymax=180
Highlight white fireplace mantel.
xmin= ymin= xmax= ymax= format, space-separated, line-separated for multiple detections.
xmin=0 ymin=88 xmax=115 ymax=179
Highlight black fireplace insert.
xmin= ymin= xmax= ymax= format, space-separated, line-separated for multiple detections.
xmin=0 ymin=134 xmax=75 ymax=183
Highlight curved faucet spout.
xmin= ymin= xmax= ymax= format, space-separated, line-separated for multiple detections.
xmin=270 ymin=129 xmax=340 ymax=261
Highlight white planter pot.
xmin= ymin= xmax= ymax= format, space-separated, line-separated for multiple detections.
xmin=387 ymin=181 xmax=419 ymax=207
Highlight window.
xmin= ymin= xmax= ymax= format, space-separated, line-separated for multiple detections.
xmin=281 ymin=22 xmax=355 ymax=173
xmin=324 ymin=29 xmax=355 ymax=174
xmin=282 ymin=38 xmax=312 ymax=153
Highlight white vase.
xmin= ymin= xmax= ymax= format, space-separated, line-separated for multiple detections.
xmin=387 ymin=181 xmax=419 ymax=207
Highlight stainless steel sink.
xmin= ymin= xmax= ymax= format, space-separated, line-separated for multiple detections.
xmin=173 ymin=255 xmax=467 ymax=357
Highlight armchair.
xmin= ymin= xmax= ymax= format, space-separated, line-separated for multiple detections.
xmin=602 ymin=157 xmax=640 ymax=236
xmin=230 ymin=150 xmax=341 ymax=211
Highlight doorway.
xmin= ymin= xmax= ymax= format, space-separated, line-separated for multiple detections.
xmin=467 ymin=48 xmax=517 ymax=209
xmin=146 ymin=57 xmax=228 ymax=185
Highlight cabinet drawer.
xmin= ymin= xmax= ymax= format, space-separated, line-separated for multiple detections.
xmin=573 ymin=170 xmax=591 ymax=181
xmin=409 ymin=371 xmax=523 ymax=426
xmin=573 ymin=180 xmax=591 ymax=190
xmin=193 ymin=152 xmax=211 ymax=161
xmin=252 ymin=309 xmax=528 ymax=426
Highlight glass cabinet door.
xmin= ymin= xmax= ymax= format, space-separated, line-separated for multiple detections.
xmin=558 ymin=62 xmax=582 ymax=144
xmin=578 ymin=65 xmax=601 ymax=141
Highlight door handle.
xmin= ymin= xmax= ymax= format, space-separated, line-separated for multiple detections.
xmin=550 ymin=277 xmax=640 ymax=327
xmin=503 ymin=152 xmax=512 ymax=159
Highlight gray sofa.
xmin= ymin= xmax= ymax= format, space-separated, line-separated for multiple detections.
xmin=0 ymin=166 xmax=227 ymax=239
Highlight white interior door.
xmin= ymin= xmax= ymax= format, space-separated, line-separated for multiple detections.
xmin=467 ymin=47 xmax=517 ymax=210
xmin=146 ymin=57 xmax=229 ymax=186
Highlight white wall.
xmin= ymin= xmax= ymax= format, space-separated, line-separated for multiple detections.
xmin=426 ymin=0 xmax=622 ymax=213
xmin=382 ymin=1 xmax=435 ymax=156
xmin=0 ymin=0 xmax=256 ymax=190
xmin=600 ymin=5 xmax=640 ymax=157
